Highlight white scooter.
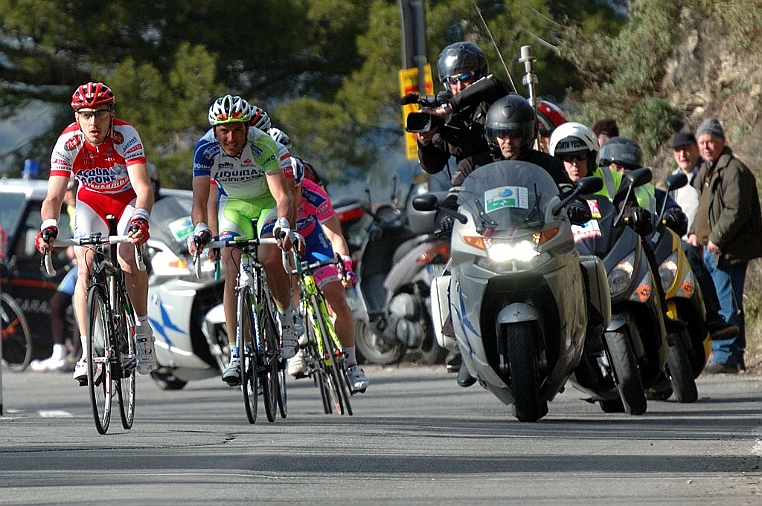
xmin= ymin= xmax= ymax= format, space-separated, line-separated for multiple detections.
xmin=145 ymin=190 xmax=228 ymax=390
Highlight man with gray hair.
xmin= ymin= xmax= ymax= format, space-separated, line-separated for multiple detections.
xmin=686 ymin=118 xmax=762 ymax=373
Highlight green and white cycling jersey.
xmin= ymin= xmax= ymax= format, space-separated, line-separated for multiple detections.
xmin=192 ymin=127 xmax=283 ymax=200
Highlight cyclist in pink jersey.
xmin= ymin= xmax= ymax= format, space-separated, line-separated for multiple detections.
xmin=36 ymin=82 xmax=157 ymax=382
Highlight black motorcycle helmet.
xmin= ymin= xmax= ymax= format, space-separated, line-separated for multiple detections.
xmin=437 ymin=41 xmax=488 ymax=92
xmin=598 ymin=136 xmax=643 ymax=170
xmin=484 ymin=94 xmax=537 ymax=156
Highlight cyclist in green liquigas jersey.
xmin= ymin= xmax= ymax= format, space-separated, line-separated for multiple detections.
xmin=189 ymin=95 xmax=297 ymax=385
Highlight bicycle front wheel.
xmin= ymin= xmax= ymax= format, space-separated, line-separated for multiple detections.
xmin=260 ymin=298 xmax=280 ymax=422
xmin=239 ymin=288 xmax=258 ymax=424
xmin=1 ymin=293 xmax=32 ymax=372
xmin=87 ymin=286 xmax=113 ymax=434
xmin=309 ymin=298 xmax=347 ymax=415
xmin=116 ymin=294 xmax=136 ymax=429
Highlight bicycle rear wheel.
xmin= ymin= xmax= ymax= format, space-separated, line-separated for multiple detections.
xmin=239 ymin=289 xmax=258 ymax=424
xmin=1 ymin=293 xmax=32 ymax=372
xmin=116 ymin=295 xmax=136 ymax=429
xmin=87 ymin=286 xmax=112 ymax=434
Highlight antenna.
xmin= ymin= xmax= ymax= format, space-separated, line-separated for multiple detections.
xmin=474 ymin=4 xmax=517 ymax=93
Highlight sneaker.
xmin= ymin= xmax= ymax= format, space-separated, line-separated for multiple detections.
xmin=287 ymin=349 xmax=307 ymax=378
xmin=31 ymin=344 xmax=68 ymax=372
xmin=346 ymin=364 xmax=369 ymax=393
xmin=136 ymin=331 xmax=157 ymax=375
xmin=279 ymin=313 xmax=299 ymax=360
xmin=72 ymin=358 xmax=88 ymax=382
xmin=222 ymin=356 xmax=241 ymax=385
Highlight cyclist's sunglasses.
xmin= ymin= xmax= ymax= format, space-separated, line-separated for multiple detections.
xmin=445 ymin=72 xmax=475 ymax=86
xmin=559 ymin=151 xmax=590 ymax=163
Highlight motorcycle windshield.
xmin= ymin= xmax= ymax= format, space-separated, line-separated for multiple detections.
xmin=457 ymin=161 xmax=559 ymax=229
xmin=150 ymin=193 xmax=194 ymax=256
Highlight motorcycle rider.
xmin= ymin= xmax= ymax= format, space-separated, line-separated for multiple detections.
xmin=440 ymin=94 xmax=591 ymax=387
xmin=549 ymin=122 xmax=621 ymax=193
xmin=189 ymin=95 xmax=298 ymax=386
xmin=417 ymin=41 xmax=512 ymax=176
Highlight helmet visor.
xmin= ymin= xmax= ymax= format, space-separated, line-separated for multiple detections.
xmin=486 ymin=124 xmax=534 ymax=143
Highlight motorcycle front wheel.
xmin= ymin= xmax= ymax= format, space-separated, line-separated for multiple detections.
xmin=505 ymin=322 xmax=547 ymax=423
xmin=604 ymin=330 xmax=647 ymax=415
xmin=666 ymin=332 xmax=698 ymax=403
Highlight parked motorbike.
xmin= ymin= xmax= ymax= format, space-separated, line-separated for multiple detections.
xmin=415 ymin=161 xmax=603 ymax=422
xmin=571 ymin=168 xmax=669 ymax=414
xmin=646 ymin=172 xmax=704 ymax=402
xmin=144 ymin=190 xmax=228 ymax=390
xmin=352 ymin=162 xmax=448 ymax=365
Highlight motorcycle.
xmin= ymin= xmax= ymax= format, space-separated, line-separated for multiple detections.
xmin=144 ymin=190 xmax=228 ymax=390
xmin=647 ymin=171 xmax=705 ymax=402
xmin=571 ymin=168 xmax=670 ymax=414
xmin=415 ymin=161 xmax=603 ymax=422
xmin=352 ymin=161 xmax=448 ymax=365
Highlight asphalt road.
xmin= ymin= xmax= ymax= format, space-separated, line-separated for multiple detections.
xmin=0 ymin=364 xmax=760 ymax=506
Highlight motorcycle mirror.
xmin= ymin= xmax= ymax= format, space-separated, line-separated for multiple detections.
xmin=624 ymin=167 xmax=653 ymax=188
xmin=664 ymin=171 xmax=688 ymax=192
xmin=577 ymin=176 xmax=604 ymax=194
xmin=412 ymin=193 xmax=439 ymax=211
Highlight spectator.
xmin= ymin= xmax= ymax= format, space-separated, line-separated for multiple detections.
xmin=668 ymin=132 xmax=701 ymax=236
xmin=687 ymin=118 xmax=762 ymax=373
xmin=592 ymin=119 xmax=619 ymax=147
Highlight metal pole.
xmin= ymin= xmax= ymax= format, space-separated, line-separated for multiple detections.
xmin=519 ymin=45 xmax=541 ymax=150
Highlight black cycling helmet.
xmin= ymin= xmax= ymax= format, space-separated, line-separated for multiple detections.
xmin=484 ymin=94 xmax=537 ymax=154
xmin=437 ymin=41 xmax=488 ymax=92
xmin=598 ymin=136 xmax=643 ymax=170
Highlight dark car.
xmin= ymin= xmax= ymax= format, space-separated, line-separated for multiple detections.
xmin=1 ymin=178 xmax=75 ymax=359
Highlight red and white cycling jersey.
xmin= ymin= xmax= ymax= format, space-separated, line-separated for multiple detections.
xmin=50 ymin=119 xmax=147 ymax=219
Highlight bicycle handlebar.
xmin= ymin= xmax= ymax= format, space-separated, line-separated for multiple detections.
xmin=41 ymin=235 xmax=145 ymax=276
xmin=192 ymin=236 xmax=289 ymax=279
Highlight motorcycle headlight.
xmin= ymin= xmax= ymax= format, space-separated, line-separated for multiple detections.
xmin=609 ymin=251 xmax=636 ymax=298
xmin=658 ymin=250 xmax=678 ymax=293
xmin=469 ymin=228 xmax=558 ymax=273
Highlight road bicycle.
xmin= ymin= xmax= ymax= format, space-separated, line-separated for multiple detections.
xmin=286 ymin=250 xmax=353 ymax=415
xmin=197 ymin=228 xmax=286 ymax=424
xmin=43 ymin=215 xmax=144 ymax=435
xmin=1 ymin=291 xmax=32 ymax=372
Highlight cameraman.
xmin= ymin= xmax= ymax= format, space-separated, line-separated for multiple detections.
xmin=417 ymin=41 xmax=511 ymax=175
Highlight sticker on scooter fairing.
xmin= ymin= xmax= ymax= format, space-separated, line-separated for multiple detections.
xmin=484 ymin=186 xmax=529 ymax=212
xmin=571 ymin=220 xmax=602 ymax=242
xmin=168 ymin=216 xmax=194 ymax=242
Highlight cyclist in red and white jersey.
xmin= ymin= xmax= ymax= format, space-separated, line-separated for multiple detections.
xmin=36 ymin=81 xmax=156 ymax=381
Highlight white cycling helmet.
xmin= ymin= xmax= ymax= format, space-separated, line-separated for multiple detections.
xmin=208 ymin=95 xmax=252 ymax=126
xmin=549 ymin=122 xmax=599 ymax=156
xmin=269 ymin=127 xmax=291 ymax=147
xmin=251 ymin=106 xmax=271 ymax=131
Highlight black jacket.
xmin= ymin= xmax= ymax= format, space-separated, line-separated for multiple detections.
xmin=417 ymin=76 xmax=511 ymax=175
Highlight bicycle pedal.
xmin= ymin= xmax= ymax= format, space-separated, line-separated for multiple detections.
xmin=225 ymin=380 xmax=241 ymax=387
xmin=78 ymin=378 xmax=88 ymax=387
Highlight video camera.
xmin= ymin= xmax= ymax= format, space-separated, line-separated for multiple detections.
xmin=400 ymin=91 xmax=452 ymax=134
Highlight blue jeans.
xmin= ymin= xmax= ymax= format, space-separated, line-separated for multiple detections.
xmin=702 ymin=249 xmax=747 ymax=366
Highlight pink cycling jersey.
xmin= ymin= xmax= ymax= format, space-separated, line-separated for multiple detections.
xmin=50 ymin=119 xmax=147 ymax=221
xmin=297 ymin=179 xmax=335 ymax=233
